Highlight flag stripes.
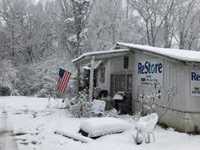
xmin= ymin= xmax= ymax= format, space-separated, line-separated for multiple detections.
xmin=57 ymin=68 xmax=71 ymax=93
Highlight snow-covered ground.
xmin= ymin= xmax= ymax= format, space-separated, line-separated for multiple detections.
xmin=0 ymin=96 xmax=200 ymax=150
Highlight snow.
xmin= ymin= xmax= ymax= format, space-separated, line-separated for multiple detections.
xmin=64 ymin=17 xmax=75 ymax=23
xmin=0 ymin=96 xmax=200 ymax=150
xmin=79 ymin=117 xmax=132 ymax=137
xmin=55 ymin=130 xmax=93 ymax=143
xmin=117 ymin=42 xmax=200 ymax=63
xmin=113 ymin=93 xmax=124 ymax=101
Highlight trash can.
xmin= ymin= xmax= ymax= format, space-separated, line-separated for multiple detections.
xmin=112 ymin=91 xmax=125 ymax=113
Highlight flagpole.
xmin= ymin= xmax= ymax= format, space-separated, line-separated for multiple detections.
xmin=62 ymin=88 xmax=67 ymax=108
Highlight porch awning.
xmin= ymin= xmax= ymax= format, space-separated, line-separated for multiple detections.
xmin=82 ymin=61 xmax=102 ymax=70
xmin=72 ymin=49 xmax=130 ymax=64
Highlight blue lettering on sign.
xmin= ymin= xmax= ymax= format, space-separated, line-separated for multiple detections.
xmin=191 ymin=72 xmax=200 ymax=81
xmin=138 ymin=61 xmax=163 ymax=74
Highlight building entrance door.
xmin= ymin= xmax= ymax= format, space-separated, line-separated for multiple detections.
xmin=110 ymin=74 xmax=132 ymax=113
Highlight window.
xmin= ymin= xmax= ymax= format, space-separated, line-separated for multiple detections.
xmin=100 ymin=67 xmax=105 ymax=83
xmin=124 ymin=56 xmax=129 ymax=69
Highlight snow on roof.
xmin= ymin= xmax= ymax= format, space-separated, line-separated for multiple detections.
xmin=83 ymin=61 xmax=102 ymax=70
xmin=72 ymin=49 xmax=129 ymax=63
xmin=117 ymin=42 xmax=200 ymax=63
xmin=73 ymin=42 xmax=200 ymax=64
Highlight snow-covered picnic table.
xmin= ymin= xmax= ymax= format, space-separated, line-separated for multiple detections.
xmin=79 ymin=117 xmax=132 ymax=138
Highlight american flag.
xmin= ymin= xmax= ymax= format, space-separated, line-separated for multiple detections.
xmin=57 ymin=68 xmax=71 ymax=93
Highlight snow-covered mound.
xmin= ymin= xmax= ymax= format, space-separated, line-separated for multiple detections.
xmin=79 ymin=117 xmax=132 ymax=138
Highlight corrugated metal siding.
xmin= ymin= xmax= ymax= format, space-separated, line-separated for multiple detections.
xmin=95 ymin=49 xmax=200 ymax=132
xmin=187 ymin=65 xmax=200 ymax=112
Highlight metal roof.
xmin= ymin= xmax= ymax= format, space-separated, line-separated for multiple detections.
xmin=117 ymin=42 xmax=200 ymax=63
xmin=72 ymin=49 xmax=129 ymax=63
xmin=72 ymin=42 xmax=200 ymax=64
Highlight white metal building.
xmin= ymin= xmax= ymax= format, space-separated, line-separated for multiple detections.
xmin=72 ymin=42 xmax=200 ymax=132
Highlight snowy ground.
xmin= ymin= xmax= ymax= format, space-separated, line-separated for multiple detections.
xmin=0 ymin=96 xmax=200 ymax=150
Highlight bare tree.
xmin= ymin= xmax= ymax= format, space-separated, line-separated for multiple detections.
xmin=88 ymin=0 xmax=124 ymax=50
xmin=0 ymin=0 xmax=55 ymax=64
xmin=130 ymin=0 xmax=175 ymax=47
xmin=175 ymin=0 xmax=200 ymax=49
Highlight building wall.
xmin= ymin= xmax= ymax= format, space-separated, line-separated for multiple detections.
xmin=94 ymin=49 xmax=200 ymax=132
xmin=109 ymin=54 xmax=134 ymax=74
xmin=132 ymin=52 xmax=164 ymax=109
xmin=160 ymin=61 xmax=200 ymax=132
xmin=96 ymin=61 xmax=110 ymax=92
xmin=187 ymin=64 xmax=200 ymax=111
xmin=96 ymin=53 xmax=134 ymax=95
xmin=132 ymin=50 xmax=200 ymax=132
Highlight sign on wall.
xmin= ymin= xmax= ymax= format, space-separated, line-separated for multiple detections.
xmin=191 ymin=71 xmax=200 ymax=96
xmin=136 ymin=57 xmax=163 ymax=114
xmin=137 ymin=60 xmax=163 ymax=89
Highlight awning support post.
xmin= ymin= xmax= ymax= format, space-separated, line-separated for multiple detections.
xmin=89 ymin=56 xmax=95 ymax=102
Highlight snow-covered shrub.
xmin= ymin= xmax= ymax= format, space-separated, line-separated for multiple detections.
xmin=36 ymin=76 xmax=56 ymax=98
xmin=69 ymin=90 xmax=93 ymax=117
xmin=37 ymin=89 xmax=49 ymax=98
xmin=65 ymin=79 xmax=78 ymax=99
xmin=0 ymin=86 xmax=11 ymax=96
xmin=15 ymin=66 xmax=39 ymax=96
xmin=15 ymin=65 xmax=57 ymax=97
xmin=0 ymin=59 xmax=17 ymax=94
xmin=11 ymin=89 xmax=20 ymax=96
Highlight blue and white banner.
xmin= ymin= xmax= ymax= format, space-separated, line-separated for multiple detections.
xmin=191 ymin=71 xmax=200 ymax=96
xmin=137 ymin=59 xmax=163 ymax=88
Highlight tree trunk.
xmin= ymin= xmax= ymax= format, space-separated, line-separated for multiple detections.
xmin=164 ymin=17 xmax=171 ymax=48
xmin=76 ymin=64 xmax=81 ymax=94
xmin=179 ymin=32 xmax=185 ymax=49
xmin=11 ymin=24 xmax=15 ymax=57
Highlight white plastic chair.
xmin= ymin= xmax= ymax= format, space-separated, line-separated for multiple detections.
xmin=90 ymin=100 xmax=106 ymax=116
xmin=135 ymin=113 xmax=158 ymax=143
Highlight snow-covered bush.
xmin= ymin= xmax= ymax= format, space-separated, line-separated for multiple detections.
xmin=0 ymin=59 xmax=17 ymax=95
xmin=0 ymin=86 xmax=11 ymax=96
xmin=65 ymin=79 xmax=78 ymax=99
xmin=137 ymin=81 xmax=161 ymax=116
xmin=15 ymin=65 xmax=57 ymax=97
xmin=36 ymin=76 xmax=56 ymax=98
xmin=37 ymin=89 xmax=50 ymax=98
xmin=15 ymin=66 xmax=39 ymax=96
xmin=69 ymin=90 xmax=93 ymax=117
